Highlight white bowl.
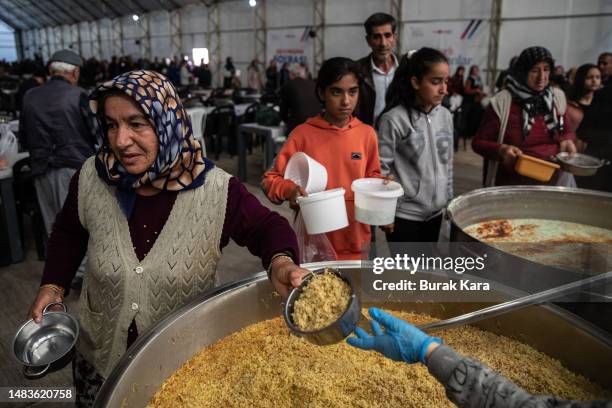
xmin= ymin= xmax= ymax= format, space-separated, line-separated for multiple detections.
xmin=351 ymin=178 xmax=404 ymax=225
xmin=297 ymin=188 xmax=348 ymax=234
xmin=284 ymin=152 xmax=328 ymax=194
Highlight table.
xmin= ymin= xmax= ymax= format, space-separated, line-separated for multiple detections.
xmin=0 ymin=151 xmax=29 ymax=264
xmin=241 ymin=94 xmax=261 ymax=103
xmin=191 ymin=89 xmax=213 ymax=98
xmin=234 ymin=103 xmax=253 ymax=117
xmin=199 ymin=103 xmax=252 ymax=117
xmin=237 ymin=123 xmax=285 ymax=181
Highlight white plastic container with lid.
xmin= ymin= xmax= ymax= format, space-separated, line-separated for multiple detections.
xmin=351 ymin=178 xmax=404 ymax=225
xmin=284 ymin=152 xmax=328 ymax=194
xmin=296 ymin=188 xmax=348 ymax=234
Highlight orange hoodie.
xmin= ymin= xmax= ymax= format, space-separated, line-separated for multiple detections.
xmin=262 ymin=115 xmax=382 ymax=260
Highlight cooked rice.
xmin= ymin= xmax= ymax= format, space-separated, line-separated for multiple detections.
xmin=147 ymin=310 xmax=610 ymax=407
xmin=292 ymin=271 xmax=352 ymax=331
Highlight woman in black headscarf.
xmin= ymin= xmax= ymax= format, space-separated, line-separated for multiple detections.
xmin=472 ymin=46 xmax=577 ymax=186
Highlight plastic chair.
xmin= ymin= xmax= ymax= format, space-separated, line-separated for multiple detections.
xmin=242 ymin=103 xmax=260 ymax=154
xmin=12 ymin=157 xmax=46 ymax=260
xmin=186 ymin=107 xmax=208 ymax=157
xmin=205 ymin=105 xmax=236 ymax=160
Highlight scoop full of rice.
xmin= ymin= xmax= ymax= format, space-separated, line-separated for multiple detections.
xmin=291 ymin=270 xmax=352 ymax=332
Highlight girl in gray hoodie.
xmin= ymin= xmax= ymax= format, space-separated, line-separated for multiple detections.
xmin=377 ymin=48 xmax=454 ymax=242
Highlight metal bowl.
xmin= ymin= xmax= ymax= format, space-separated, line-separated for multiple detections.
xmin=555 ymin=152 xmax=609 ymax=176
xmin=13 ymin=302 xmax=79 ymax=377
xmin=283 ymin=269 xmax=362 ymax=345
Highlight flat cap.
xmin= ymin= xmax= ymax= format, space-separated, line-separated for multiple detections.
xmin=48 ymin=49 xmax=83 ymax=66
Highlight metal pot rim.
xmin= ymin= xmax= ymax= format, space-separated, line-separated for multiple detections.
xmin=447 ymin=185 xmax=612 ymax=222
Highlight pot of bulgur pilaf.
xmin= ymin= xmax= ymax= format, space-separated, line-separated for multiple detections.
xmin=95 ymin=261 xmax=612 ymax=408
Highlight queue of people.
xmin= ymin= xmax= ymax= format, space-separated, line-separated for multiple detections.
xmin=7 ymin=9 xmax=609 ymax=408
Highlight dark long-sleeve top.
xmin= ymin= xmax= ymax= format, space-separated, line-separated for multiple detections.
xmin=41 ymin=171 xmax=299 ymax=290
xmin=575 ymin=86 xmax=612 ymax=192
xmin=279 ymin=77 xmax=321 ymax=134
xmin=472 ymin=101 xmax=575 ymax=186
xmin=20 ymin=76 xmax=95 ymax=176
xmin=428 ymin=345 xmax=611 ymax=408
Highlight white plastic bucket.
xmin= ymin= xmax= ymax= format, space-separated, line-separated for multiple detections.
xmin=297 ymin=188 xmax=348 ymax=234
xmin=284 ymin=152 xmax=328 ymax=194
xmin=351 ymin=178 xmax=404 ymax=225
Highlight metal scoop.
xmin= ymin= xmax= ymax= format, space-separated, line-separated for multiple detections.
xmin=419 ymin=271 xmax=612 ymax=332
xmin=283 ymin=269 xmax=364 ymax=346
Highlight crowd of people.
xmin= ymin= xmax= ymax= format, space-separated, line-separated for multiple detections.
xmin=0 ymin=8 xmax=606 ymax=408
xmin=0 ymin=53 xmax=216 ymax=89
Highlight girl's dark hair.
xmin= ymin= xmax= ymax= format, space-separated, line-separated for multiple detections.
xmin=571 ymin=63 xmax=600 ymax=101
xmin=315 ymin=57 xmax=363 ymax=103
xmin=379 ymin=47 xmax=448 ymax=123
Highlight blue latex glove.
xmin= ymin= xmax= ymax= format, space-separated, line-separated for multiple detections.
xmin=347 ymin=307 xmax=441 ymax=364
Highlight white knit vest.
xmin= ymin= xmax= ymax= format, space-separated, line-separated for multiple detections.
xmin=76 ymin=157 xmax=229 ymax=378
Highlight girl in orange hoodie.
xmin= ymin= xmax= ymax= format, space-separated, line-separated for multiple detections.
xmin=262 ymin=57 xmax=382 ymax=260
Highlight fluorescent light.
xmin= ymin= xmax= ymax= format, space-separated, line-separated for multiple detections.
xmin=132 ymin=14 xmax=139 ymax=21
xmin=249 ymin=0 xmax=256 ymax=7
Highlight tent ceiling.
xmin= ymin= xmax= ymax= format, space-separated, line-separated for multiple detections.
xmin=0 ymin=0 xmax=215 ymax=30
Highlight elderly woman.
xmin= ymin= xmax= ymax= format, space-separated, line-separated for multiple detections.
xmin=473 ymin=47 xmax=577 ymax=186
xmin=27 ymin=70 xmax=307 ymax=406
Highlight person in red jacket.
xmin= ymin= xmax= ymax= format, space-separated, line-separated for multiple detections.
xmin=262 ymin=57 xmax=383 ymax=260
xmin=472 ymin=46 xmax=576 ymax=186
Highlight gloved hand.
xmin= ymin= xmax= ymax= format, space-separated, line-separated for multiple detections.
xmin=347 ymin=307 xmax=441 ymax=364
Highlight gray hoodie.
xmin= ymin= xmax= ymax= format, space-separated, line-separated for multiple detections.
xmin=377 ymin=104 xmax=454 ymax=221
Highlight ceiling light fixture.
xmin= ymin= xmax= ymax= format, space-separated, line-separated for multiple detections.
xmin=132 ymin=14 xmax=139 ymax=21
xmin=249 ymin=0 xmax=256 ymax=7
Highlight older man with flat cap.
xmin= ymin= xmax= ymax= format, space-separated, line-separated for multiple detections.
xmin=20 ymin=49 xmax=96 ymax=278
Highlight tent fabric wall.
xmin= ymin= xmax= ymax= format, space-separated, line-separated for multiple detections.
xmin=18 ymin=0 xmax=612 ymax=88
xmin=0 ymin=20 xmax=17 ymax=61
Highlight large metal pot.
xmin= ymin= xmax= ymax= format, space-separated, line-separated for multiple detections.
xmin=446 ymin=186 xmax=612 ymax=331
xmin=95 ymin=261 xmax=612 ymax=407
xmin=447 ymin=186 xmax=612 ymax=242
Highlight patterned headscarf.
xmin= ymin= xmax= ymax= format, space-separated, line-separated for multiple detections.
xmin=504 ymin=47 xmax=562 ymax=139
xmin=89 ymin=70 xmax=213 ymax=215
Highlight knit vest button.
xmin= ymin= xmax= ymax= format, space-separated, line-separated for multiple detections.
xmin=131 ymin=302 xmax=139 ymax=311
xmin=135 ymin=266 xmax=144 ymax=274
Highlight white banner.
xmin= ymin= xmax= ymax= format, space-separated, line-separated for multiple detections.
xmin=266 ymin=27 xmax=313 ymax=70
xmin=403 ymin=19 xmax=490 ymax=75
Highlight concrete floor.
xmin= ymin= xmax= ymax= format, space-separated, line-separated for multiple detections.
xmin=0 ymin=143 xmax=483 ymax=404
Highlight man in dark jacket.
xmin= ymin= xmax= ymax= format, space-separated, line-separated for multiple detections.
xmin=279 ymin=64 xmax=320 ymax=134
xmin=20 ymin=49 xmax=95 ymax=237
xmin=355 ymin=13 xmax=399 ymax=126
xmin=598 ymin=52 xmax=612 ymax=88
xmin=197 ymin=62 xmax=212 ymax=88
